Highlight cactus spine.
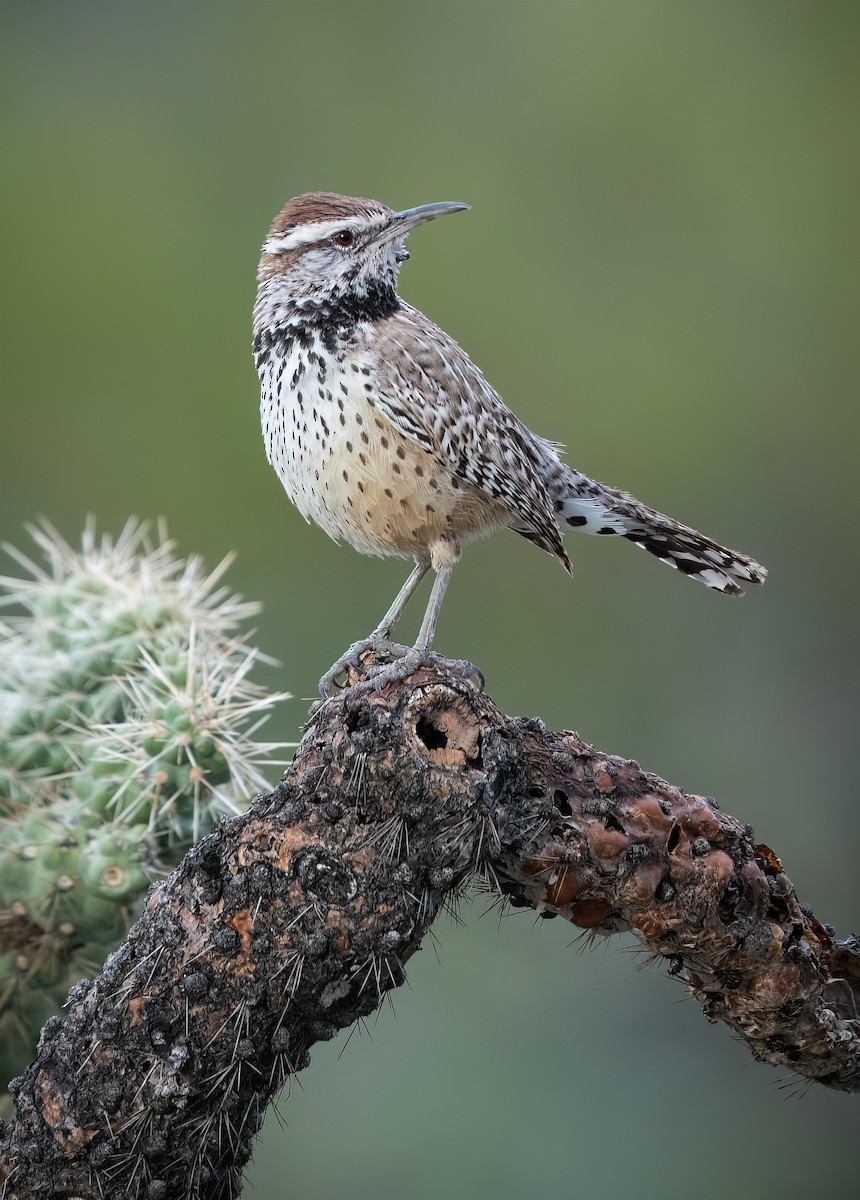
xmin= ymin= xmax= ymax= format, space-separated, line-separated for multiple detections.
xmin=0 ymin=519 xmax=289 ymax=1090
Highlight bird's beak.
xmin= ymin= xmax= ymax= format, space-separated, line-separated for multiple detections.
xmin=386 ymin=201 xmax=470 ymax=238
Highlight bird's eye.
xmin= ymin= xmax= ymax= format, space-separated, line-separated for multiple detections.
xmin=332 ymin=230 xmax=355 ymax=247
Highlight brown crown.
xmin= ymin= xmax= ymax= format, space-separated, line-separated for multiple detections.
xmin=269 ymin=192 xmax=392 ymax=237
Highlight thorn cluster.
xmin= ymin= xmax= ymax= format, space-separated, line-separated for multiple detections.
xmin=0 ymin=519 xmax=290 ymax=1090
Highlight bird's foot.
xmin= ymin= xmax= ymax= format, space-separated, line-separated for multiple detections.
xmin=318 ymin=637 xmax=411 ymax=697
xmin=361 ymin=650 xmax=485 ymax=697
xmin=319 ymin=642 xmax=484 ymax=698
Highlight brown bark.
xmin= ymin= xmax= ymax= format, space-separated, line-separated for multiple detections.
xmin=1 ymin=663 xmax=857 ymax=1198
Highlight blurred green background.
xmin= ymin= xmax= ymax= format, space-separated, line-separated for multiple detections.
xmin=3 ymin=1 xmax=858 ymax=1195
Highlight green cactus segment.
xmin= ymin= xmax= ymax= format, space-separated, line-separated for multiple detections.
xmin=0 ymin=518 xmax=290 ymax=1089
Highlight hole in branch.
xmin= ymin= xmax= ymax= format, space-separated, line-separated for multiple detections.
xmin=415 ymin=715 xmax=448 ymax=751
xmin=553 ymin=790 xmax=572 ymax=817
xmin=667 ymin=822 xmax=681 ymax=853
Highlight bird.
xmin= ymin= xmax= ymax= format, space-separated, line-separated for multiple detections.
xmin=253 ymin=192 xmax=766 ymax=693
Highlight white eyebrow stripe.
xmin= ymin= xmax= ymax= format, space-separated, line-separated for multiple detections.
xmin=262 ymin=218 xmax=364 ymax=255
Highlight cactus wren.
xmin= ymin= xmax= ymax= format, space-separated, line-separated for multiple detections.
xmin=253 ymin=192 xmax=766 ymax=692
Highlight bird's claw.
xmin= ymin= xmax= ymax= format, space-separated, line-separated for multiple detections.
xmin=431 ymin=654 xmax=484 ymax=692
xmin=365 ymin=650 xmax=485 ymax=696
xmin=318 ymin=637 xmax=410 ymax=696
xmin=318 ymin=642 xmax=484 ymax=698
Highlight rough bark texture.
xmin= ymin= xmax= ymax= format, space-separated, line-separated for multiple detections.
xmin=1 ymin=663 xmax=857 ymax=1198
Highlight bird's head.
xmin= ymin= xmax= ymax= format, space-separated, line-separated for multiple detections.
xmin=257 ymin=192 xmax=469 ymax=309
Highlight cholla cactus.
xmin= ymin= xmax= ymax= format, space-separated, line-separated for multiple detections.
xmin=0 ymin=519 xmax=290 ymax=1088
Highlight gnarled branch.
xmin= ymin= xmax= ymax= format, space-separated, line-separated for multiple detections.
xmin=1 ymin=663 xmax=857 ymax=1199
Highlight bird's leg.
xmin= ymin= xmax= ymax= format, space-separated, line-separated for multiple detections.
xmin=414 ymin=566 xmax=452 ymax=652
xmin=344 ymin=566 xmax=484 ymax=696
xmin=318 ymin=560 xmax=429 ymax=695
xmin=372 ymin=559 xmax=430 ymax=642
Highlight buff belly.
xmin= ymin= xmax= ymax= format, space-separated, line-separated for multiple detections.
xmin=261 ymin=349 xmax=505 ymax=567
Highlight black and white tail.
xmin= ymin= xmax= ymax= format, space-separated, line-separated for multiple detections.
xmin=552 ymin=469 xmax=767 ymax=596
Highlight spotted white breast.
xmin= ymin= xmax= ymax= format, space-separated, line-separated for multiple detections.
xmin=260 ymin=336 xmax=505 ymax=566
